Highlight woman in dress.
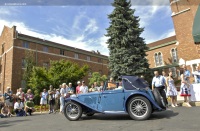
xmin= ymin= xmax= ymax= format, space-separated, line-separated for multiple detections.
xmin=180 ymin=69 xmax=191 ymax=107
xmin=166 ymin=71 xmax=178 ymax=107
xmin=40 ymin=89 xmax=48 ymax=113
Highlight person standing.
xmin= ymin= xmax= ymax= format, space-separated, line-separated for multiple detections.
xmin=183 ymin=65 xmax=191 ymax=83
xmin=68 ymin=83 xmax=74 ymax=94
xmin=48 ymin=85 xmax=55 ymax=114
xmin=60 ymin=83 xmax=67 ymax=113
xmin=152 ymin=71 xmax=168 ymax=107
xmin=76 ymin=81 xmax=81 ymax=94
xmin=40 ymin=89 xmax=48 ymax=113
xmin=166 ymin=71 xmax=178 ymax=107
xmin=80 ymin=81 xmax=88 ymax=94
xmin=54 ymin=88 xmax=60 ymax=113
xmin=180 ymin=69 xmax=192 ymax=107
xmin=89 ymin=84 xmax=96 ymax=92
xmin=25 ymin=89 xmax=34 ymax=102
xmin=192 ymin=66 xmax=200 ymax=83
xmin=16 ymin=88 xmax=25 ymax=103
xmin=3 ymin=87 xmax=13 ymax=116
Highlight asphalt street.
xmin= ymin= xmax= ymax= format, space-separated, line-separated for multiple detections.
xmin=0 ymin=107 xmax=200 ymax=131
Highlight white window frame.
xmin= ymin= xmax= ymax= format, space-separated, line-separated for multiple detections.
xmin=74 ymin=53 xmax=79 ymax=59
xmin=154 ymin=52 xmax=163 ymax=67
xmin=22 ymin=41 xmax=29 ymax=48
xmin=60 ymin=49 xmax=65 ymax=55
xmin=22 ymin=58 xmax=26 ymax=68
xmin=43 ymin=46 xmax=48 ymax=52
xmin=171 ymin=48 xmax=178 ymax=63
xmin=87 ymin=56 xmax=91 ymax=61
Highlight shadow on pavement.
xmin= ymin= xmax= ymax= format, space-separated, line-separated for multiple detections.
xmin=150 ymin=110 xmax=179 ymax=120
xmin=0 ymin=119 xmax=30 ymax=128
xmin=80 ymin=110 xmax=178 ymax=121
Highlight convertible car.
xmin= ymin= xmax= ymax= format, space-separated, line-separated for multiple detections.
xmin=64 ymin=76 xmax=167 ymax=121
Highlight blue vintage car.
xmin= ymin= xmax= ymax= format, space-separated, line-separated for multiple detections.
xmin=64 ymin=76 xmax=166 ymax=121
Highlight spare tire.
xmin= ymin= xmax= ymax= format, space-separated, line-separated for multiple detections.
xmin=152 ymin=89 xmax=166 ymax=109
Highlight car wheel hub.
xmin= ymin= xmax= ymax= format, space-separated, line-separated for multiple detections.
xmin=66 ymin=104 xmax=79 ymax=119
xmin=130 ymin=99 xmax=148 ymax=117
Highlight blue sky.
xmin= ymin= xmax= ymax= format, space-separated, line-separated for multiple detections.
xmin=0 ymin=0 xmax=175 ymax=56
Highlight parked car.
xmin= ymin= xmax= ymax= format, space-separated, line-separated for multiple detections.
xmin=64 ymin=75 xmax=167 ymax=121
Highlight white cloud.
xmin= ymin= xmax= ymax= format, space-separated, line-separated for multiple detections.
xmin=0 ymin=19 xmax=109 ymax=56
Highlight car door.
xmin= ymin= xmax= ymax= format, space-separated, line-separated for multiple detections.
xmin=98 ymin=89 xmax=125 ymax=111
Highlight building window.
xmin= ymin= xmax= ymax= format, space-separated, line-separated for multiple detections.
xmin=60 ymin=49 xmax=65 ymax=55
xmin=2 ymin=44 xmax=5 ymax=55
xmin=87 ymin=56 xmax=91 ymax=61
xmin=169 ymin=67 xmax=177 ymax=78
xmin=171 ymin=48 xmax=178 ymax=63
xmin=99 ymin=70 xmax=102 ymax=75
xmin=98 ymin=58 xmax=102 ymax=63
xmin=154 ymin=52 xmax=163 ymax=67
xmin=43 ymin=62 xmax=49 ymax=69
xmin=88 ymin=69 xmax=92 ymax=77
xmin=192 ymin=64 xmax=198 ymax=72
xmin=21 ymin=80 xmax=26 ymax=89
xmin=43 ymin=46 xmax=48 ymax=52
xmin=22 ymin=41 xmax=29 ymax=48
xmin=74 ymin=53 xmax=79 ymax=59
xmin=22 ymin=58 xmax=26 ymax=68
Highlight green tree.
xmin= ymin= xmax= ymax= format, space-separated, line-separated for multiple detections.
xmin=48 ymin=59 xmax=89 ymax=88
xmin=28 ymin=59 xmax=89 ymax=104
xmin=28 ymin=66 xmax=49 ymax=105
xmin=106 ymin=0 xmax=150 ymax=79
xmin=88 ymin=72 xmax=107 ymax=86
xmin=23 ymin=50 xmax=35 ymax=91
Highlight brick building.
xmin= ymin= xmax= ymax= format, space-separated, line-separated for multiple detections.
xmin=146 ymin=0 xmax=200 ymax=82
xmin=0 ymin=26 xmax=109 ymax=93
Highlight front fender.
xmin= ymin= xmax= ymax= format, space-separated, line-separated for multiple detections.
xmin=65 ymin=97 xmax=102 ymax=113
xmin=125 ymin=91 xmax=162 ymax=111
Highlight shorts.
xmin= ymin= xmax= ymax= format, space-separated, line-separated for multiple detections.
xmin=5 ymin=99 xmax=13 ymax=107
xmin=49 ymin=99 xmax=55 ymax=105
xmin=40 ymin=99 xmax=47 ymax=105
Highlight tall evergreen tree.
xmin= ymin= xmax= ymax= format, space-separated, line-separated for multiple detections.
xmin=106 ymin=0 xmax=150 ymax=79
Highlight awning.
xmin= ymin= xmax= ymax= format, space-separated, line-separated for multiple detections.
xmin=193 ymin=4 xmax=200 ymax=43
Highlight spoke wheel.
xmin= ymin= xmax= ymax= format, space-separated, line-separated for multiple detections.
xmin=64 ymin=101 xmax=82 ymax=121
xmin=128 ymin=96 xmax=152 ymax=120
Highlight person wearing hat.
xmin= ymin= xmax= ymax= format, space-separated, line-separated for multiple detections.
xmin=68 ymin=83 xmax=74 ymax=95
xmin=76 ymin=81 xmax=81 ymax=94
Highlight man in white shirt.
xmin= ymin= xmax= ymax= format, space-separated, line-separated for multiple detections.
xmin=80 ymin=81 xmax=88 ymax=94
xmin=60 ymin=83 xmax=67 ymax=113
xmin=14 ymin=98 xmax=25 ymax=116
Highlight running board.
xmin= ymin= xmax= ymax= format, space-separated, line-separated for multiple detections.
xmin=103 ymin=111 xmax=127 ymax=114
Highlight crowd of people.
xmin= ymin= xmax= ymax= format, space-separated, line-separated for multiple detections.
xmin=0 ymin=88 xmax=35 ymax=118
xmin=0 ymin=80 xmax=105 ymax=118
xmin=152 ymin=65 xmax=200 ymax=108
xmin=0 ymin=64 xmax=199 ymax=118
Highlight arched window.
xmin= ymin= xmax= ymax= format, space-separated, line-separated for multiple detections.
xmin=171 ymin=48 xmax=178 ymax=63
xmin=155 ymin=53 xmax=159 ymax=66
xmin=158 ymin=52 xmax=163 ymax=66
xmin=154 ymin=52 xmax=163 ymax=67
